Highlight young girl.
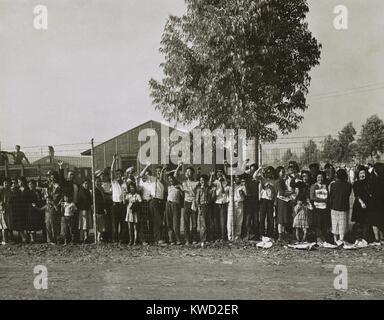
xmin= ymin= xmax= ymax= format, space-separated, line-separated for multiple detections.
xmin=33 ymin=195 xmax=59 ymax=244
xmin=293 ymin=197 xmax=309 ymax=242
xmin=62 ymin=195 xmax=77 ymax=245
xmin=125 ymin=183 xmax=142 ymax=246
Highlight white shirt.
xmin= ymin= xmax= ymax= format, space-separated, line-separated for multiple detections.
xmin=137 ymin=178 xmax=153 ymax=201
xmin=213 ymin=180 xmax=229 ymax=204
xmin=148 ymin=176 xmax=164 ymax=200
xmin=111 ymin=180 xmax=127 ymax=203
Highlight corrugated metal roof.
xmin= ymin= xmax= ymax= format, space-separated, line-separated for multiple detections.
xmin=32 ymin=155 xmax=91 ymax=168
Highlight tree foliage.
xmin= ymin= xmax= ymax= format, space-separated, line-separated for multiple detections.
xmin=149 ymin=0 xmax=321 ymax=141
xmin=301 ymin=139 xmax=320 ymax=166
xmin=356 ymin=115 xmax=384 ymax=160
xmin=321 ymin=135 xmax=339 ymax=163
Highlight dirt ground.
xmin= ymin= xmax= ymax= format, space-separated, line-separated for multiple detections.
xmin=0 ymin=242 xmax=383 ymax=300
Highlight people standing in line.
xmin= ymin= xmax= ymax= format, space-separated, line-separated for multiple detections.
xmin=310 ymin=172 xmax=330 ymax=243
xmin=61 ymin=195 xmax=77 ymax=245
xmin=369 ymin=163 xmax=384 ymax=245
xmin=176 ymin=164 xmax=199 ymax=245
xmin=33 ymin=195 xmax=59 ymax=244
xmin=212 ymin=168 xmax=229 ymax=242
xmin=58 ymin=160 xmax=80 ymax=243
xmin=164 ymin=174 xmax=183 ymax=245
xmin=351 ymin=166 xmax=372 ymax=241
xmin=99 ymin=169 xmax=113 ymax=242
xmin=329 ymin=169 xmax=352 ymax=245
xmin=137 ymin=165 xmax=154 ymax=245
xmin=227 ymin=175 xmax=247 ymax=242
xmin=125 ymin=183 xmax=142 ymax=246
xmin=276 ymin=166 xmax=294 ymax=242
xmin=94 ymin=176 xmax=108 ymax=242
xmin=253 ymin=166 xmax=276 ymax=239
xmin=110 ymin=154 xmax=128 ymax=243
xmin=140 ymin=163 xmax=167 ymax=245
xmin=77 ymin=179 xmax=93 ymax=243
xmin=26 ymin=179 xmax=44 ymax=243
xmin=292 ymin=196 xmax=309 ymax=242
xmin=196 ymin=174 xmax=214 ymax=248
xmin=244 ymin=163 xmax=260 ymax=240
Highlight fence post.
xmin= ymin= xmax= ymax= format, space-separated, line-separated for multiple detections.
xmin=91 ymin=139 xmax=97 ymax=244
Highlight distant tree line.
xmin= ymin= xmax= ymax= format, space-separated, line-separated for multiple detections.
xmin=279 ymin=114 xmax=384 ymax=167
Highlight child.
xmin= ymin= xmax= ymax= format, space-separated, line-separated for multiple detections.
xmin=196 ymin=174 xmax=213 ymax=248
xmin=125 ymin=183 xmax=142 ymax=246
xmin=33 ymin=195 xmax=59 ymax=244
xmin=293 ymin=196 xmax=309 ymax=242
xmin=62 ymin=195 xmax=77 ymax=245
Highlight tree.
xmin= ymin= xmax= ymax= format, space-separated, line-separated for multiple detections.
xmin=282 ymin=148 xmax=299 ymax=165
xmin=337 ymin=122 xmax=356 ymax=163
xmin=321 ymin=135 xmax=339 ymax=163
xmin=356 ymin=115 xmax=384 ymax=160
xmin=149 ymin=0 xmax=322 ymax=159
xmin=301 ymin=139 xmax=320 ymax=166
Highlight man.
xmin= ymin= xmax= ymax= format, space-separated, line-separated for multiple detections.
xmin=137 ymin=164 xmax=156 ymax=245
xmin=175 ymin=163 xmax=199 ymax=245
xmin=110 ymin=154 xmax=128 ymax=243
xmin=244 ymin=163 xmax=259 ymax=240
xmin=212 ymin=167 xmax=229 ymax=242
xmin=58 ymin=160 xmax=80 ymax=242
xmin=12 ymin=145 xmax=30 ymax=165
xmin=140 ymin=162 xmax=166 ymax=245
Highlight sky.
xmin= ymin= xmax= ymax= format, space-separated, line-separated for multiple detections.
xmin=1 ymin=0 xmax=384 ymax=153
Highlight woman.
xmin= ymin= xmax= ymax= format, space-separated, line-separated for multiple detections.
xmin=26 ymin=180 xmax=45 ymax=243
xmin=351 ymin=166 xmax=371 ymax=241
xmin=8 ymin=179 xmax=28 ymax=243
xmin=369 ymin=163 xmax=384 ymax=245
xmin=95 ymin=177 xmax=107 ymax=242
xmin=310 ymin=172 xmax=330 ymax=243
xmin=77 ymin=179 xmax=93 ymax=243
xmin=276 ymin=166 xmax=294 ymax=242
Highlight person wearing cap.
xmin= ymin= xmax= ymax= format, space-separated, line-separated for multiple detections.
xmin=125 ymin=167 xmax=136 ymax=187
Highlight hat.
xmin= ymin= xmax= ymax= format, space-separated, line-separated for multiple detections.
xmin=125 ymin=167 xmax=135 ymax=173
xmin=95 ymin=169 xmax=103 ymax=177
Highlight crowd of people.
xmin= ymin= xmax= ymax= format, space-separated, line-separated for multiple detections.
xmin=0 ymin=154 xmax=384 ymax=248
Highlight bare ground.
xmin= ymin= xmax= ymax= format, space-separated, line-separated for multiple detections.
xmin=0 ymin=242 xmax=383 ymax=300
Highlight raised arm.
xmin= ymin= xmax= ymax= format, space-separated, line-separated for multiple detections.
xmin=139 ymin=161 xmax=151 ymax=178
xmin=174 ymin=162 xmax=183 ymax=179
xmin=111 ymin=154 xmax=117 ymax=181
xmin=23 ymin=152 xmax=30 ymax=165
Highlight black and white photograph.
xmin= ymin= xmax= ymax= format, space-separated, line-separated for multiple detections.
xmin=0 ymin=0 xmax=384 ymax=306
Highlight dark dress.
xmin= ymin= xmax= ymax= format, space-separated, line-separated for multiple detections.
xmin=352 ymin=180 xmax=371 ymax=224
xmin=369 ymin=176 xmax=384 ymax=228
xmin=26 ymin=189 xmax=45 ymax=231
xmin=276 ymin=178 xmax=293 ymax=225
xmin=95 ymin=188 xmax=107 ymax=232
xmin=8 ymin=189 xmax=27 ymax=231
